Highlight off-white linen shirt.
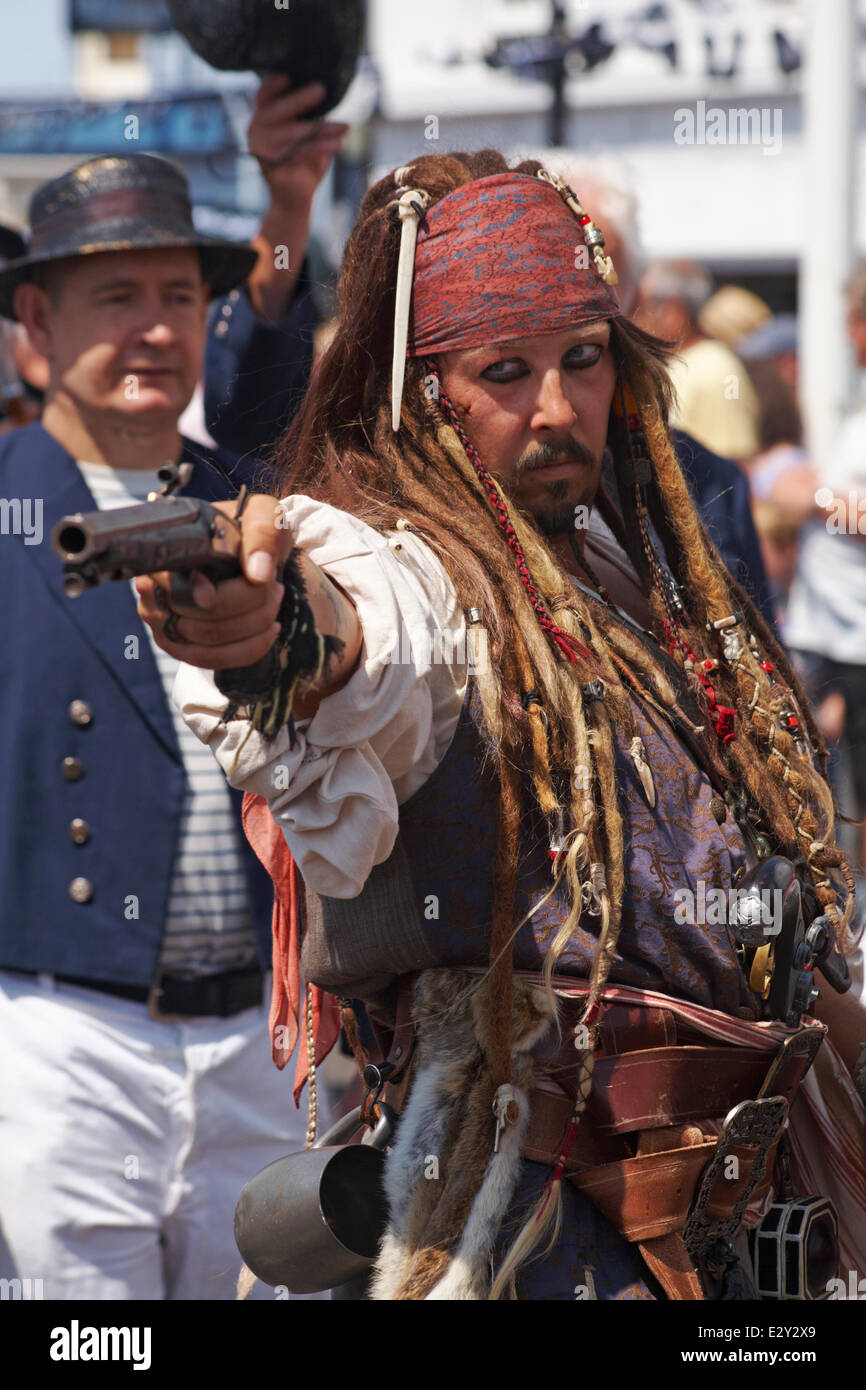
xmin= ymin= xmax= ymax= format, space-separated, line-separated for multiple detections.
xmin=175 ymin=496 xmax=469 ymax=899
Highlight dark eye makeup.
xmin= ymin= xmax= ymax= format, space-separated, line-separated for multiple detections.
xmin=480 ymin=342 xmax=605 ymax=383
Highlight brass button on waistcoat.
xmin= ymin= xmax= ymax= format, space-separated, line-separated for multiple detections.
xmin=68 ymin=818 xmax=91 ymax=845
xmin=68 ymin=700 xmax=92 ymax=726
xmin=68 ymin=877 xmax=93 ymax=903
xmin=61 ymin=756 xmax=84 ymax=781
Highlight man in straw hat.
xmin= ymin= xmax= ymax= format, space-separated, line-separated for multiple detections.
xmin=0 ymin=139 xmax=340 ymax=1299
xmin=637 ymin=262 xmax=763 ymax=466
xmin=137 ymin=150 xmax=866 ymax=1300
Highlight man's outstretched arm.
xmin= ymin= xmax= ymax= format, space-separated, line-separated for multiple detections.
xmin=134 ymin=493 xmax=363 ymax=721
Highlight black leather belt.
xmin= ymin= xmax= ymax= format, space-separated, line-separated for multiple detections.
xmin=8 ymin=966 xmax=264 ymax=1019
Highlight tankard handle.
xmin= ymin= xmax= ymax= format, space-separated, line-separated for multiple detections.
xmin=312 ymin=1103 xmax=394 ymax=1151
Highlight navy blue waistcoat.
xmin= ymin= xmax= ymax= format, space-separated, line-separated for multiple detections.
xmin=0 ymin=423 xmax=274 ymax=984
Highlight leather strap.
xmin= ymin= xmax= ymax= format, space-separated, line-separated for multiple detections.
xmin=528 ymin=1079 xmax=786 ymax=1237
xmin=572 ymin=1046 xmax=782 ymax=1133
xmin=386 ymin=972 xmax=417 ymax=1076
xmin=360 ymin=973 xmax=418 ymax=1123
xmin=535 ymin=999 xmax=818 ymax=1136
xmin=534 ymin=1002 xmax=678 ymax=1074
xmin=526 ymin=1089 xmax=712 ymax=1297
xmin=150 ymin=966 xmax=264 ymax=1019
xmin=569 ymin=1140 xmax=718 ymax=1242
xmin=526 ymin=1087 xmax=717 ymax=1241
xmin=638 ymin=1233 xmax=708 ymax=1301
xmin=524 ymin=1086 xmax=630 ymax=1171
xmin=525 ymin=1055 xmax=794 ymax=1299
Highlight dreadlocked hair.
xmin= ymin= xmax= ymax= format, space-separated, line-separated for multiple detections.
xmin=601 ymin=334 xmax=852 ymax=940
xmin=269 ymin=149 xmax=854 ymax=1297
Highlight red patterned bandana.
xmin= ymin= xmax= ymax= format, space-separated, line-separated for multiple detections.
xmin=406 ymin=172 xmax=620 ymax=357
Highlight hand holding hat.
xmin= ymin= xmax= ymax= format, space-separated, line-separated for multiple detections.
xmin=249 ymin=76 xmax=349 ymax=213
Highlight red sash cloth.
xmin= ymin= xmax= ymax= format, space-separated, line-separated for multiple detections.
xmin=406 ymin=172 xmax=620 ymax=357
xmin=242 ymin=792 xmax=341 ymax=1107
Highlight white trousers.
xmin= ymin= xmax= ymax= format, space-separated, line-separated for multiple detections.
xmin=0 ymin=969 xmax=314 ymax=1300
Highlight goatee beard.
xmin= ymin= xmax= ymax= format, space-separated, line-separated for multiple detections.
xmin=533 ymin=479 xmax=584 ymax=536
xmin=513 ymin=437 xmax=598 ymax=536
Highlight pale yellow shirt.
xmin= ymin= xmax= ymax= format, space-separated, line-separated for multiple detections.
xmin=668 ymin=338 xmax=760 ymax=461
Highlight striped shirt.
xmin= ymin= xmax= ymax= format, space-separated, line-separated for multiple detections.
xmin=78 ymin=460 xmax=258 ymax=976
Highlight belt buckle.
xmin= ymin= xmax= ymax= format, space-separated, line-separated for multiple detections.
xmin=757 ymin=1024 xmax=825 ymax=1099
xmin=148 ymin=969 xmax=187 ymax=1022
xmin=683 ymin=1095 xmax=789 ymax=1279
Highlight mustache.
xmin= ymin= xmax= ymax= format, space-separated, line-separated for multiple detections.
xmin=514 ymin=437 xmax=597 ymax=478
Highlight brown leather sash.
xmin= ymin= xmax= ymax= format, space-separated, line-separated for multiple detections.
xmin=526 ymin=1087 xmax=783 ymax=1238
xmin=526 ymin=1003 xmax=820 ymax=1300
xmin=587 ymin=1046 xmax=774 ymax=1133
xmin=537 ymin=1002 xmax=813 ymax=1131
xmin=525 ymin=1086 xmax=715 ymax=1297
xmin=526 ymin=1087 xmax=717 ymax=1238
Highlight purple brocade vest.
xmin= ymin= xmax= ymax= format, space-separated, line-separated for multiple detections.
xmin=300 ymin=684 xmax=758 ymax=1017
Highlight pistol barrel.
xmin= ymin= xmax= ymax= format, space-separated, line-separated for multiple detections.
xmin=52 ymin=498 xmax=203 ymax=565
xmin=51 ymin=497 xmax=240 ymax=592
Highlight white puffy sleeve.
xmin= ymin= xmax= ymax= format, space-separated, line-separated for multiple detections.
xmin=174 ymin=495 xmax=467 ymax=898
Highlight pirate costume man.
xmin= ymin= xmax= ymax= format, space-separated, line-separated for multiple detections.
xmin=152 ymin=152 xmax=866 ymax=1300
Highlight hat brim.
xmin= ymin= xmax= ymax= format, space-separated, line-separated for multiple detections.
xmin=0 ymin=230 xmax=258 ymax=321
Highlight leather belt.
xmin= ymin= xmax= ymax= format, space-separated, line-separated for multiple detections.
xmin=536 ymin=1002 xmax=814 ymax=1132
xmin=525 ymin=1002 xmax=822 ymax=1300
xmin=525 ymin=1087 xmax=718 ymax=1298
xmin=9 ymin=966 xmax=265 ymax=1019
xmin=587 ymin=1046 xmax=775 ymax=1133
xmin=526 ymin=1087 xmax=778 ymax=1242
